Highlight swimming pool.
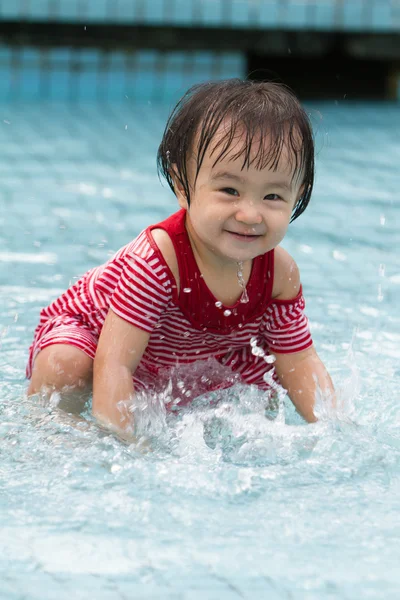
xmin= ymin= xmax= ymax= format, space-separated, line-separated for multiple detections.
xmin=0 ymin=101 xmax=399 ymax=599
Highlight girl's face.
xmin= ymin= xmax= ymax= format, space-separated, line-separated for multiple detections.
xmin=175 ymin=129 xmax=303 ymax=267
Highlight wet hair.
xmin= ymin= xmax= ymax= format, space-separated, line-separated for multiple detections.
xmin=157 ymin=78 xmax=314 ymax=222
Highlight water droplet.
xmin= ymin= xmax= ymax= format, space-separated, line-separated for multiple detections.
xmin=237 ymin=261 xmax=249 ymax=303
xmin=240 ymin=289 xmax=249 ymax=303
xmin=223 ymin=309 xmax=232 ymax=317
xmin=251 ymin=346 xmax=264 ymax=356
xmin=183 ymin=287 xmax=192 ymax=293
xmin=265 ymin=354 xmax=276 ymax=364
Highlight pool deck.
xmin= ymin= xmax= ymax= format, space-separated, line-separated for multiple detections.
xmin=1 ymin=1 xmax=400 ymax=62
xmin=0 ymin=0 xmax=399 ymax=32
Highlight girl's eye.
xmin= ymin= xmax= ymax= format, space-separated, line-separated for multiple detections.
xmin=264 ymin=193 xmax=282 ymax=201
xmin=221 ymin=187 xmax=239 ymax=196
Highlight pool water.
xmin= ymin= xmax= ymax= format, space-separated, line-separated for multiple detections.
xmin=0 ymin=102 xmax=400 ymax=599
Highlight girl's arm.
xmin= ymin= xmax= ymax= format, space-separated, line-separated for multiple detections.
xmin=92 ymin=309 xmax=150 ymax=437
xmin=273 ymin=346 xmax=334 ymax=422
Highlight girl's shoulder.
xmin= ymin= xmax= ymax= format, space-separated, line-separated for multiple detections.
xmin=271 ymin=246 xmax=301 ymax=301
xmin=148 ymin=227 xmax=180 ymax=293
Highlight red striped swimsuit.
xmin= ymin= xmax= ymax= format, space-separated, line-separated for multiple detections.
xmin=27 ymin=209 xmax=313 ymax=401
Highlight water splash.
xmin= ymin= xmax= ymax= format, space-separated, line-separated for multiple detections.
xmin=126 ymin=384 xmax=170 ymax=443
xmin=249 ymin=336 xmax=288 ymax=424
xmin=22 ymin=339 xmax=369 ymax=470
xmin=314 ymin=344 xmax=359 ymax=424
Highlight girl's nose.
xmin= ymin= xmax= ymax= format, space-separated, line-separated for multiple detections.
xmin=234 ymin=202 xmax=262 ymax=225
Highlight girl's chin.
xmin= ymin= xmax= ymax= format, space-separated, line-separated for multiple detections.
xmin=216 ymin=248 xmax=263 ymax=263
xmin=200 ymin=237 xmax=267 ymax=263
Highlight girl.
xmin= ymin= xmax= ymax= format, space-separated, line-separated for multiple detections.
xmin=27 ymin=79 xmax=334 ymax=435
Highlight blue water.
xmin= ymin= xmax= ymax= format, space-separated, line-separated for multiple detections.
xmin=0 ymin=102 xmax=400 ymax=599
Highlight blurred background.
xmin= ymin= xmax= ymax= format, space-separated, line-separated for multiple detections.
xmin=0 ymin=0 xmax=399 ymax=103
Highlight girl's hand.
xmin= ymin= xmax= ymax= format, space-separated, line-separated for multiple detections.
xmin=273 ymin=346 xmax=334 ymax=422
xmin=92 ymin=309 xmax=151 ymax=436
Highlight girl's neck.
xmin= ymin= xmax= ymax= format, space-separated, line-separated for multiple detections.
xmin=184 ymin=215 xmax=252 ymax=306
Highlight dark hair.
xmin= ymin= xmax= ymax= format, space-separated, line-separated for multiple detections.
xmin=157 ymin=79 xmax=314 ymax=222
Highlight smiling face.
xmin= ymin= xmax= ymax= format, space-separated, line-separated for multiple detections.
xmin=174 ymin=126 xmax=304 ymax=267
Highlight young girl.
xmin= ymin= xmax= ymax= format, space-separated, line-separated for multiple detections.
xmin=27 ymin=79 xmax=334 ymax=434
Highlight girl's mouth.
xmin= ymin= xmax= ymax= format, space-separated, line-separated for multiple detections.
xmin=226 ymin=231 xmax=261 ymax=242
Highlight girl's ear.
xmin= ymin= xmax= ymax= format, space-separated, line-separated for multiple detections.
xmin=169 ymin=164 xmax=189 ymax=210
xmin=295 ymin=184 xmax=306 ymax=205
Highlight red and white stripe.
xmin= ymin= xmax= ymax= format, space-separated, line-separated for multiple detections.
xmin=27 ymin=229 xmax=313 ymax=391
xmin=261 ymin=293 xmax=312 ymax=354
